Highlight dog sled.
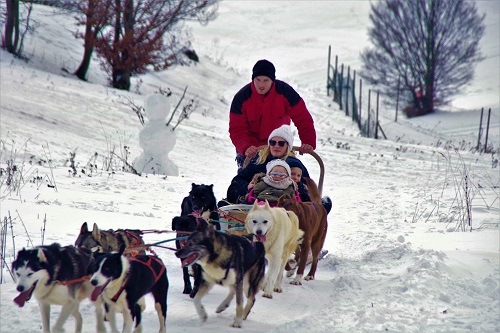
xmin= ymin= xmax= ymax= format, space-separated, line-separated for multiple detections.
xmin=218 ymin=146 xmax=325 ymax=234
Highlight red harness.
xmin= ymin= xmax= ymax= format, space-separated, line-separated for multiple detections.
xmin=111 ymin=255 xmax=165 ymax=302
xmin=129 ymin=256 xmax=165 ymax=283
xmin=58 ymin=276 xmax=90 ymax=286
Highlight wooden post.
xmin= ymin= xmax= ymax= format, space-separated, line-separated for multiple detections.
xmin=484 ymin=108 xmax=491 ymax=152
xmin=327 ymin=46 xmax=331 ymax=96
xmin=333 ymin=55 xmax=338 ymax=101
xmin=352 ymin=70 xmax=356 ymax=121
xmin=375 ymin=91 xmax=380 ymax=139
xmin=339 ymin=64 xmax=344 ymax=110
xmin=346 ymin=66 xmax=350 ymax=116
xmin=395 ymin=77 xmax=400 ymax=122
xmin=367 ymin=89 xmax=371 ymax=137
xmin=358 ymin=79 xmax=362 ymax=128
xmin=476 ymin=107 xmax=484 ymax=151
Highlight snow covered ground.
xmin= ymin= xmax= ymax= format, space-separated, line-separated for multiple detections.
xmin=0 ymin=2 xmax=498 ymax=332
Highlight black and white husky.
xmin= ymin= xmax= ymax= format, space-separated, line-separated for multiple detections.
xmin=12 ymin=242 xmax=101 ymax=333
xmin=89 ymin=247 xmax=168 ymax=333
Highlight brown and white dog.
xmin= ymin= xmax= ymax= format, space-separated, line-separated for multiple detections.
xmin=277 ymin=177 xmax=328 ymax=284
xmin=75 ymin=222 xmax=145 ymax=254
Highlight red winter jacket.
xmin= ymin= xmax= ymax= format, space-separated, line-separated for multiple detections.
xmin=229 ymin=80 xmax=316 ymax=155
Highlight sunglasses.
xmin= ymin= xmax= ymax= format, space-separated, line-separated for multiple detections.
xmin=269 ymin=171 xmax=287 ymax=179
xmin=269 ymin=140 xmax=287 ymax=147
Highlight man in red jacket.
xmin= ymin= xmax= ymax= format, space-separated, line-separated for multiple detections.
xmin=229 ymin=59 xmax=317 ymax=170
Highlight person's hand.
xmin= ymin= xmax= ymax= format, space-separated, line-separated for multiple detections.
xmin=247 ymin=181 xmax=255 ymax=190
xmin=245 ymin=145 xmax=259 ymax=158
xmin=298 ymin=143 xmax=314 ymax=155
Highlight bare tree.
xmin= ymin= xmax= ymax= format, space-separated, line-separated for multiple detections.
xmin=75 ymin=0 xmax=218 ymax=90
xmin=3 ymin=0 xmax=20 ymax=54
xmin=3 ymin=0 xmax=34 ymax=57
xmin=360 ymin=0 xmax=485 ymax=117
xmin=72 ymin=0 xmax=113 ymax=80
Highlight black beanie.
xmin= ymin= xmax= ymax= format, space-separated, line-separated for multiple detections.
xmin=252 ymin=59 xmax=276 ymax=81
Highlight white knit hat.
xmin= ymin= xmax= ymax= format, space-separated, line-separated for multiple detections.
xmin=266 ymin=159 xmax=291 ymax=176
xmin=268 ymin=124 xmax=294 ymax=151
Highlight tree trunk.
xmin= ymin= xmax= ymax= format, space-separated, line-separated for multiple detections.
xmin=4 ymin=0 xmax=20 ymax=54
xmin=74 ymin=0 xmax=99 ymax=81
xmin=112 ymin=69 xmax=131 ymax=90
xmin=113 ymin=0 xmax=134 ymax=91
xmin=74 ymin=43 xmax=94 ymax=81
xmin=74 ymin=16 xmax=95 ymax=80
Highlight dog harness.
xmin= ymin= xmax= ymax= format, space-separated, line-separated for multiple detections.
xmin=114 ymin=230 xmax=143 ymax=248
xmin=58 ymin=276 xmax=90 ymax=286
xmin=111 ymin=256 xmax=165 ymax=302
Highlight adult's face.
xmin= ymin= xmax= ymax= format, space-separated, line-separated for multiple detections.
xmin=253 ymin=76 xmax=273 ymax=95
xmin=269 ymin=136 xmax=288 ymax=157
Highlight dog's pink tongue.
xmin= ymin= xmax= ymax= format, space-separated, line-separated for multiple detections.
xmin=91 ymin=285 xmax=105 ymax=302
xmin=256 ymin=234 xmax=267 ymax=243
xmin=181 ymin=252 xmax=200 ymax=267
xmin=13 ymin=285 xmax=35 ymax=307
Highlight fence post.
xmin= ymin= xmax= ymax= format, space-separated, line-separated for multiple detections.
xmin=327 ymin=46 xmax=331 ymax=96
xmin=395 ymin=77 xmax=400 ymax=122
xmin=339 ymin=64 xmax=344 ymax=110
xmin=333 ymin=55 xmax=338 ymax=101
xmin=375 ymin=91 xmax=380 ymax=139
xmin=346 ymin=66 xmax=350 ymax=116
xmin=367 ymin=89 xmax=371 ymax=137
xmin=358 ymin=79 xmax=362 ymax=129
xmin=476 ymin=107 xmax=484 ymax=151
xmin=352 ymin=70 xmax=356 ymax=121
xmin=484 ymin=108 xmax=491 ymax=152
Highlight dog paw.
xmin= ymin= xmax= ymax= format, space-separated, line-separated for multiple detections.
xmin=286 ymin=259 xmax=297 ymax=269
xmin=230 ymin=318 xmax=243 ymax=328
xmin=189 ymin=288 xmax=198 ymax=299
xmin=290 ymin=280 xmax=302 ymax=286
xmin=304 ymin=275 xmax=315 ymax=281
xmin=195 ymin=304 xmax=208 ymax=322
xmin=262 ymin=292 xmax=273 ymax=298
xmin=216 ymin=303 xmax=229 ymax=313
xmin=273 ymin=287 xmax=283 ymax=293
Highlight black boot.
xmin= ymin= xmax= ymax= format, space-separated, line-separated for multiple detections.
xmin=217 ymin=199 xmax=230 ymax=208
xmin=321 ymin=196 xmax=332 ymax=214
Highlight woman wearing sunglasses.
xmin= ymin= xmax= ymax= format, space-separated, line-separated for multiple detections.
xmin=225 ymin=124 xmax=312 ymax=205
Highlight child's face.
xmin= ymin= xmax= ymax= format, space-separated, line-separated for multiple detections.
xmin=269 ymin=166 xmax=289 ymax=181
xmin=290 ymin=167 xmax=302 ymax=183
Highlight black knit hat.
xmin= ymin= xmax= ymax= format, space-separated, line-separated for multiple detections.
xmin=252 ymin=59 xmax=276 ymax=81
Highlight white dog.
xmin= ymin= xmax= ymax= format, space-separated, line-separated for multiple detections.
xmin=245 ymin=200 xmax=303 ymax=298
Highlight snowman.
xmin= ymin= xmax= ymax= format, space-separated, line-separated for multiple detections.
xmin=133 ymin=94 xmax=179 ymax=176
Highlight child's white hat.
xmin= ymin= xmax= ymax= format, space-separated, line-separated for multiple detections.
xmin=266 ymin=159 xmax=291 ymax=176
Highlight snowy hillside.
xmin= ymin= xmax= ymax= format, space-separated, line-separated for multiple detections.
xmin=0 ymin=2 xmax=498 ymax=333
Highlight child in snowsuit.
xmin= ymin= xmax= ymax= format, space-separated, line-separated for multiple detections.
xmin=246 ymin=159 xmax=299 ymax=205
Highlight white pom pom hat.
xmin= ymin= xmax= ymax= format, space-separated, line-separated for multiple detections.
xmin=268 ymin=124 xmax=294 ymax=152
